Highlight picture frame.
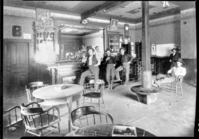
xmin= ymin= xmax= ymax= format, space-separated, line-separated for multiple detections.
xmin=110 ymin=19 xmax=118 ymax=30
xmin=112 ymin=125 xmax=137 ymax=136
xmin=36 ymin=8 xmax=51 ymax=25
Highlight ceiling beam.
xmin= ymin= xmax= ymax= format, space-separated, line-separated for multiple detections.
xmin=81 ymin=1 xmax=129 ymax=20
xmin=134 ymin=7 xmax=181 ymax=23
xmin=95 ymin=14 xmax=136 ymax=23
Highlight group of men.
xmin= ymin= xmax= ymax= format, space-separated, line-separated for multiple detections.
xmin=79 ymin=46 xmax=133 ymax=90
xmin=79 ymin=45 xmax=186 ymax=90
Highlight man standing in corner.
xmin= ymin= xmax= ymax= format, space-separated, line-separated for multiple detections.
xmin=115 ymin=47 xmax=133 ymax=85
xmin=79 ymin=48 xmax=101 ymax=90
xmin=169 ymin=48 xmax=180 ymax=68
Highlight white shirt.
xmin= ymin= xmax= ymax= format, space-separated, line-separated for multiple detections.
xmin=82 ymin=57 xmax=87 ymax=63
xmin=82 ymin=55 xmax=100 ymax=66
xmin=88 ymin=56 xmax=93 ymax=65
xmin=168 ymin=66 xmax=186 ymax=77
xmin=95 ymin=51 xmax=103 ymax=61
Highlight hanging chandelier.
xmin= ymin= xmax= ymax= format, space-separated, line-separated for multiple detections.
xmin=162 ymin=1 xmax=169 ymax=8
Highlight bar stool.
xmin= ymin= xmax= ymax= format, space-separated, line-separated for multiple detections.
xmin=85 ymin=74 xmax=95 ymax=83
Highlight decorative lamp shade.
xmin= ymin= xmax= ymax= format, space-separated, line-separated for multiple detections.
xmin=124 ymin=24 xmax=129 ymax=37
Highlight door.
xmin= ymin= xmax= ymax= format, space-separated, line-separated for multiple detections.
xmin=5 ymin=42 xmax=29 ymax=90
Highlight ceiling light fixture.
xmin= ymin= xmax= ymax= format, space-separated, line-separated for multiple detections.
xmin=162 ymin=1 xmax=169 ymax=8
xmin=81 ymin=19 xmax=88 ymax=25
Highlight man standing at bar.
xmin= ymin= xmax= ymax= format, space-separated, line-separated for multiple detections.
xmin=79 ymin=48 xmax=101 ymax=90
xmin=115 ymin=47 xmax=133 ymax=85
xmin=95 ymin=46 xmax=103 ymax=61
xmin=103 ymin=49 xmax=116 ymax=89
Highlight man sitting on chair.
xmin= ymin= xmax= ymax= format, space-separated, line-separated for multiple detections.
xmin=79 ymin=48 xmax=101 ymax=90
xmin=167 ymin=58 xmax=186 ymax=81
xmin=152 ymin=58 xmax=186 ymax=87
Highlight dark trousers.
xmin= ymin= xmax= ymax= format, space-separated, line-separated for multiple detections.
xmin=79 ymin=65 xmax=99 ymax=90
xmin=106 ymin=64 xmax=115 ymax=84
xmin=170 ymin=61 xmax=176 ymax=68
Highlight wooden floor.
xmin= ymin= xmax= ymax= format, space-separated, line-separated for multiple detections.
xmin=3 ymin=80 xmax=197 ymax=137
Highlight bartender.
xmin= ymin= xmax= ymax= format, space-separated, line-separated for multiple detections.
xmin=79 ymin=48 xmax=101 ymax=90
xmin=115 ymin=47 xmax=133 ymax=85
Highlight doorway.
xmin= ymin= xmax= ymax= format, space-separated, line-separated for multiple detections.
xmin=4 ymin=40 xmax=30 ymax=91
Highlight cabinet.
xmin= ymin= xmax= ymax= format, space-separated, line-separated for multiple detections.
xmin=107 ymin=33 xmax=123 ymax=53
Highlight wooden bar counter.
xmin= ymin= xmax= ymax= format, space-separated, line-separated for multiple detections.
xmin=47 ymin=60 xmax=82 ymax=84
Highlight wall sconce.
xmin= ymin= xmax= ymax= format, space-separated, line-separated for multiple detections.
xmin=162 ymin=1 xmax=169 ymax=8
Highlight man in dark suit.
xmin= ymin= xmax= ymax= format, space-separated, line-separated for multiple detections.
xmin=169 ymin=48 xmax=180 ymax=68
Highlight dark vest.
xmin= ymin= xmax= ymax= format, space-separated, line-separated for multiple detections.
xmin=86 ymin=55 xmax=98 ymax=66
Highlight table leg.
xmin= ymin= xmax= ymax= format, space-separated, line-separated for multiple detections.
xmin=67 ymin=97 xmax=72 ymax=133
xmin=76 ymin=99 xmax=79 ymax=108
xmin=51 ymin=69 xmax=55 ymax=85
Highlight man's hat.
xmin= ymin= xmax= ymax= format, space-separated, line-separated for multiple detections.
xmin=176 ymin=58 xmax=184 ymax=64
xmin=171 ymin=48 xmax=177 ymax=51
xmin=87 ymin=47 xmax=95 ymax=52
xmin=120 ymin=47 xmax=126 ymax=51
xmin=106 ymin=49 xmax=112 ymax=52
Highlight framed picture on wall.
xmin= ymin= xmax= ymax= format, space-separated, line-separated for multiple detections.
xmin=110 ymin=19 xmax=118 ymax=30
xmin=36 ymin=8 xmax=51 ymax=25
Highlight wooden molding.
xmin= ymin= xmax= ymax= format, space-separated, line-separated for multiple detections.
xmin=4 ymin=6 xmax=195 ymax=30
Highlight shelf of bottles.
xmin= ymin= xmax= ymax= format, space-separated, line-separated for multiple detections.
xmin=108 ymin=34 xmax=122 ymax=53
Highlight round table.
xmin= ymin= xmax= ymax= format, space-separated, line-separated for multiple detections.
xmin=66 ymin=124 xmax=156 ymax=137
xmin=32 ymin=84 xmax=84 ymax=132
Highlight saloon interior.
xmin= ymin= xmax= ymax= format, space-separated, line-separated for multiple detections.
xmin=3 ymin=0 xmax=196 ymax=137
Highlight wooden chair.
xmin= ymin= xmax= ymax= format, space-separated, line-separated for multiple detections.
xmin=20 ymin=102 xmax=61 ymax=137
xmin=3 ymin=106 xmax=23 ymax=134
xmin=70 ymin=106 xmax=114 ymax=130
xmin=25 ymin=81 xmax=46 ymax=103
xmin=163 ymin=76 xmax=184 ymax=96
xmin=83 ymin=80 xmax=105 ymax=111
xmin=85 ymin=74 xmax=95 ymax=83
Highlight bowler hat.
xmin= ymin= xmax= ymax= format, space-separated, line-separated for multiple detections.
xmin=87 ymin=47 xmax=95 ymax=52
xmin=171 ymin=48 xmax=176 ymax=51
xmin=106 ymin=49 xmax=112 ymax=52
xmin=176 ymin=58 xmax=184 ymax=64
